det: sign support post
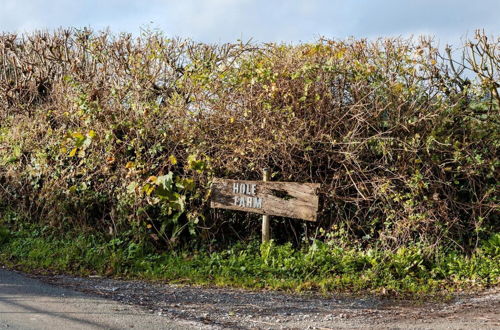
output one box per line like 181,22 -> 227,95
262,168 -> 270,243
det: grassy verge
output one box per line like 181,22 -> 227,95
0,224 -> 498,297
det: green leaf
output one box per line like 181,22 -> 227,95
157,172 -> 174,190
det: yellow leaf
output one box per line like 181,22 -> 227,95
87,130 -> 96,138
147,176 -> 158,183
229,117 -> 235,123
125,161 -> 135,169
169,155 -> 178,165
69,147 -> 77,157
72,132 -> 85,140
392,82 -> 404,94
143,184 -> 155,196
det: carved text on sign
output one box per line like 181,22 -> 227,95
232,182 -> 262,208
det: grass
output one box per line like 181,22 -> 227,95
0,223 -> 498,297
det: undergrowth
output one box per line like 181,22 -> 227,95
0,222 -> 498,296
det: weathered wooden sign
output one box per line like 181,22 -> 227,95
210,178 -> 320,221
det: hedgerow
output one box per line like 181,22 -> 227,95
0,29 -> 498,251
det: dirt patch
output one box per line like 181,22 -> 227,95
30,273 -> 500,329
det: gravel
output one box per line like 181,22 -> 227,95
27,272 -> 500,329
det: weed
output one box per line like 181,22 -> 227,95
0,226 -> 497,295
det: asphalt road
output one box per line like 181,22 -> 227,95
0,269 -> 205,330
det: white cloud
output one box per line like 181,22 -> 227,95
0,0 -> 498,45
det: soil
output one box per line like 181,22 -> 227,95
28,272 -> 500,329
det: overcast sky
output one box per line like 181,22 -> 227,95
1,0 -> 498,46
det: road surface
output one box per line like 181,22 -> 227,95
0,269 -> 207,329
1,267 -> 499,329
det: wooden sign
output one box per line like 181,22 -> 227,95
210,178 -> 320,221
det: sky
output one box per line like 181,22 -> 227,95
1,0 -> 499,46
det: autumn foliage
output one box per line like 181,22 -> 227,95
0,29 -> 498,250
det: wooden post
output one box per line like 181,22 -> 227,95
262,168 -> 270,243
